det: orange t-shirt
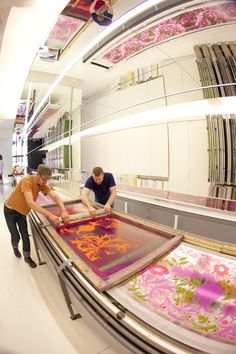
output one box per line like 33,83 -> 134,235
6,175 -> 50,215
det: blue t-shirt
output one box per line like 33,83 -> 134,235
85,172 -> 116,205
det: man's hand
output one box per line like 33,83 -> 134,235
88,207 -> 97,218
104,204 -> 112,214
60,210 -> 70,225
48,213 -> 61,227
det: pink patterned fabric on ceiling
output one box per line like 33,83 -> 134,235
46,15 -> 86,50
102,2 -> 236,64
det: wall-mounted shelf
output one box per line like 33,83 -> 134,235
27,103 -> 62,139
137,174 -> 169,181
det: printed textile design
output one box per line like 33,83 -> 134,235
57,215 -> 167,278
46,15 -> 85,49
122,244 -> 236,344
103,2 -> 236,64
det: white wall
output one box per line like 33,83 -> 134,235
81,116 -> 208,196
167,119 -> 208,195
0,132 -> 13,182
71,103 -> 81,180
81,123 -> 169,177
80,56 -> 209,196
82,76 -> 166,128
160,57 -> 203,105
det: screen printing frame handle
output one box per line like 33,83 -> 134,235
60,208 -> 106,224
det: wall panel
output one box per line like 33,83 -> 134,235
149,123 -> 168,177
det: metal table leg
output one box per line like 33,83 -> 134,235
30,229 -> 46,265
57,273 -> 81,320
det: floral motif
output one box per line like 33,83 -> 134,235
214,264 -> 229,276
149,264 -> 169,275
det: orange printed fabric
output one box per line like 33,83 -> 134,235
58,215 -> 167,279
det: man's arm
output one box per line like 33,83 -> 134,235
81,187 -> 96,217
104,185 -> 116,213
104,0 -> 113,14
89,0 -> 98,13
71,0 -> 81,7
24,191 -> 62,226
47,190 -> 69,224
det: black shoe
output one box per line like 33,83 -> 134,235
13,248 -> 21,258
24,257 -> 37,268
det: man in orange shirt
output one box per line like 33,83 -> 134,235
4,164 -> 69,268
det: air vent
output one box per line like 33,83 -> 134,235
91,61 -> 110,69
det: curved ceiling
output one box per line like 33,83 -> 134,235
0,0 -> 146,134
0,0 -> 235,135
0,0 -> 69,133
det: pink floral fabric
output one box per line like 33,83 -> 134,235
46,15 -> 85,49
121,243 -> 236,344
102,2 -> 236,64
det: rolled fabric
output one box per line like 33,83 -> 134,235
64,208 -> 106,224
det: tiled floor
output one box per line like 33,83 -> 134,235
0,183 -> 132,354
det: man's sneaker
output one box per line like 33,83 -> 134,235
13,248 -> 21,258
24,257 -> 37,268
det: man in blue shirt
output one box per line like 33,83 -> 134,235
81,166 -> 116,217
89,0 -> 113,26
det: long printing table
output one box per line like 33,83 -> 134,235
29,197 -> 236,354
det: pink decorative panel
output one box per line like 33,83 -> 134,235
46,15 -> 86,50
102,3 -> 236,64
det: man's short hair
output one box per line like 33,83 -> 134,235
92,166 -> 104,176
37,164 -> 52,179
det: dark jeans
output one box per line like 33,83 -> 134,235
4,204 -> 30,258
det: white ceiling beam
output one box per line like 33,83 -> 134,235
0,0 -> 69,121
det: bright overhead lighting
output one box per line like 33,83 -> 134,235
41,96 -> 236,150
79,96 -> 236,138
